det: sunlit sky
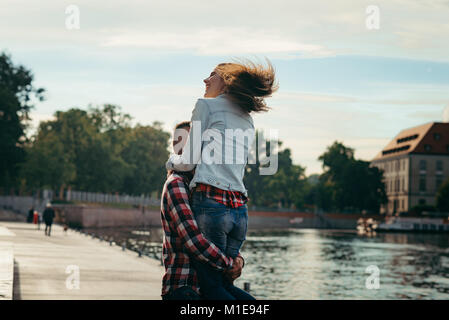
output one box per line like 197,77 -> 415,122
1,0 -> 449,175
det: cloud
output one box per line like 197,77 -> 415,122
100,28 -> 334,58
2,0 -> 449,61
443,104 -> 449,122
275,90 -> 357,103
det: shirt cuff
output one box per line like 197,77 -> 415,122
228,257 -> 234,269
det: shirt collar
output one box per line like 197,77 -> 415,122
173,170 -> 194,184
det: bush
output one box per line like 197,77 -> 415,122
409,204 -> 437,215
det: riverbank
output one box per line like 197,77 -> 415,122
0,195 -> 380,230
0,215 -> 164,299
55,204 -> 377,230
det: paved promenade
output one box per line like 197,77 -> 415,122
0,220 -> 164,300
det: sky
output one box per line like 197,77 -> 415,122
1,0 -> 449,176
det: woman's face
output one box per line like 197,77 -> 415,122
203,69 -> 225,98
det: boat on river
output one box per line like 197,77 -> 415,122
376,212 -> 449,233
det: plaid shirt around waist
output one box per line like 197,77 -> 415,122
194,183 -> 248,208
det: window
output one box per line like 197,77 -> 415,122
397,134 -> 418,144
382,145 -> 411,155
436,160 -> 443,172
434,133 -> 441,141
436,178 -> 443,190
402,178 -> 405,191
419,199 -> 426,205
419,160 -> 427,171
401,199 -> 404,209
424,144 -> 432,152
419,175 -> 426,192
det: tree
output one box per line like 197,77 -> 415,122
120,123 -> 170,196
20,130 -> 75,191
436,178 -> 449,212
316,141 -> 387,213
244,135 -> 308,209
0,52 -> 45,189
21,106 -> 170,196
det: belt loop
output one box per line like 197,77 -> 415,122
195,188 -> 203,202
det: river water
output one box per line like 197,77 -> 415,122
85,227 -> 449,299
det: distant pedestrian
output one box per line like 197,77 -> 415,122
27,207 -> 34,223
43,203 -> 55,236
33,210 -> 40,230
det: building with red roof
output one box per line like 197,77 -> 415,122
370,122 -> 449,215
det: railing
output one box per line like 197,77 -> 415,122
67,190 -> 160,207
0,196 -> 45,215
0,189 -> 160,215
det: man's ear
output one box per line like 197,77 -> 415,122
173,127 -> 189,155
173,139 -> 183,155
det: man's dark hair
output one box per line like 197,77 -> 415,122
174,121 -> 191,130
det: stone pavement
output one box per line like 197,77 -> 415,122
0,221 -> 164,300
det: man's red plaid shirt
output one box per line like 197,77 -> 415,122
160,172 -> 243,297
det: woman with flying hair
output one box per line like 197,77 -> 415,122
166,58 -> 278,300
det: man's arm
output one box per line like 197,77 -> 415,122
165,177 -> 233,271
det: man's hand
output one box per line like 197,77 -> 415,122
224,256 -> 244,283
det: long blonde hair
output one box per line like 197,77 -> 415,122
214,58 -> 278,113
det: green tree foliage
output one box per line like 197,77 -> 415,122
304,176 -> 334,212
21,129 -> 75,191
244,135 -> 308,209
315,141 -> 387,213
245,139 -> 386,213
0,52 -> 45,188
120,123 -> 170,195
20,105 -> 169,196
436,178 -> 449,212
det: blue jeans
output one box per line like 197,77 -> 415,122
191,191 -> 255,300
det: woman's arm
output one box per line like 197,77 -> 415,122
166,99 -> 210,172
